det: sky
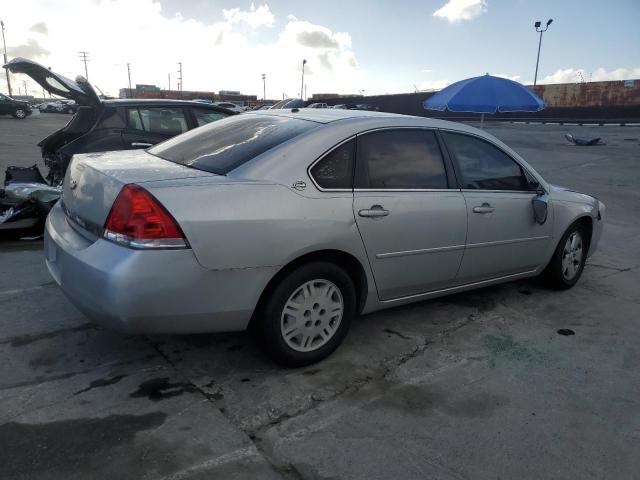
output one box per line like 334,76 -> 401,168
1,0 -> 639,99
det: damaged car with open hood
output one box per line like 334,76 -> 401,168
1,58 -> 235,235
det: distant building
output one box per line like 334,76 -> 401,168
119,85 -> 258,106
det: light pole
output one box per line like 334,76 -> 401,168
78,51 -> 90,79
300,59 -> 306,100
261,73 -> 266,101
126,63 -> 132,98
1,20 -> 12,96
533,18 -> 553,86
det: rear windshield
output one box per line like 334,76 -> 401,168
148,114 -> 317,174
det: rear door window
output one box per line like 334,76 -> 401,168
355,129 -> 448,189
149,114 -> 318,174
127,107 -> 188,136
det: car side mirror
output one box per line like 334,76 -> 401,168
532,194 -> 549,225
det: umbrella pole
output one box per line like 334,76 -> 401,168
480,113 -> 484,129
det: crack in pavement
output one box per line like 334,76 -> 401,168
142,310 -> 482,480
144,335 -> 304,479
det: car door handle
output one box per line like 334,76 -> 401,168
131,142 -> 153,148
473,203 -> 495,214
358,205 -> 389,218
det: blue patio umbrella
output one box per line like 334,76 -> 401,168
423,74 -> 545,128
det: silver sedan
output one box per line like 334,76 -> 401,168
44,109 -> 604,366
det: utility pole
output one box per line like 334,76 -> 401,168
304,84 -> 307,101
300,59 -> 307,100
168,73 -> 171,91
1,20 -> 12,96
78,51 -> 90,79
177,62 -> 183,95
126,63 -> 132,98
533,19 -> 553,86
23,79 -> 27,97
261,73 -> 266,101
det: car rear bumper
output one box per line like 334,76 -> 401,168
44,201 -> 278,334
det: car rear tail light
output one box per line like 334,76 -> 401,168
103,184 -> 188,249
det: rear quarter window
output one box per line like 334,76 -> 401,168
148,114 -> 318,174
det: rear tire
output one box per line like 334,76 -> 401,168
13,108 -> 27,119
258,262 -> 356,367
542,223 -> 588,290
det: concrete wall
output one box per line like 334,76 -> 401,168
530,80 -> 640,108
317,79 -> 640,121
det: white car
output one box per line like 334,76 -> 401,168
44,109 -> 604,366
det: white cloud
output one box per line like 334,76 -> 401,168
433,0 -> 487,23
222,3 -> 274,28
540,67 -> 640,84
494,73 -> 521,82
0,1 -> 361,98
417,79 -> 451,91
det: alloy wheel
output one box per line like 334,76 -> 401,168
561,231 -> 583,280
280,279 -> 344,352
15,109 -> 26,119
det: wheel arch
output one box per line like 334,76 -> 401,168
544,214 -> 594,271
573,215 -> 593,246
249,249 -> 370,329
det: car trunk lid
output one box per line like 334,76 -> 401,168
3,57 -> 101,108
62,150 -> 217,234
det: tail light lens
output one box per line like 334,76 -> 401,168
103,184 -> 188,249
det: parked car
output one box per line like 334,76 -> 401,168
308,102 -> 329,109
356,104 -> 378,111
270,98 -> 305,109
39,99 -> 77,114
44,109 -> 604,366
212,101 -> 245,113
0,92 -> 32,119
333,104 -> 362,110
3,57 -> 236,185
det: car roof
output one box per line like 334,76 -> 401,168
246,107 -> 461,127
103,99 -> 226,108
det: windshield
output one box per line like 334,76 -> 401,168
148,114 -> 318,174
271,99 -> 305,109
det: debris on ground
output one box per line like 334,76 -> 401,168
0,165 -> 61,237
564,133 -> 605,146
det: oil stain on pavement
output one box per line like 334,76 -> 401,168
482,334 -> 546,366
0,412 -> 167,479
129,377 -> 197,401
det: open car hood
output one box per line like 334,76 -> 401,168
3,57 -> 101,108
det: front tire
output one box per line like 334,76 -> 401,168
543,223 -> 588,290
258,262 -> 356,367
13,108 -> 27,119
